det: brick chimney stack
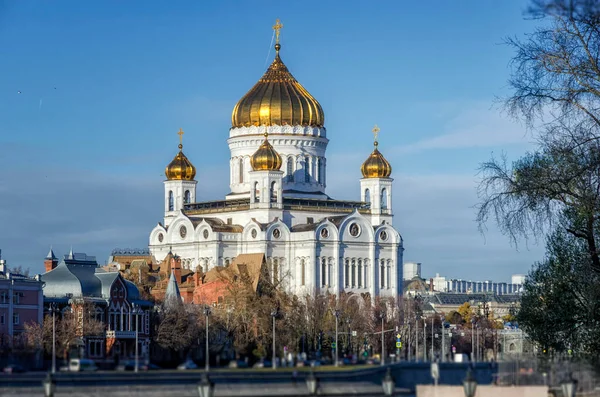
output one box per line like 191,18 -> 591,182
430,278 -> 434,292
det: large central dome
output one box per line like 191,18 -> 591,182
231,43 -> 325,128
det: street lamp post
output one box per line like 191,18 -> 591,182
440,315 -> 445,363
423,318 -> 427,362
381,313 -> 385,367
334,310 -> 339,367
49,303 -> 58,374
204,306 -> 211,372
415,317 -> 419,362
133,303 -> 139,373
476,324 -> 479,362
471,319 -> 475,362
431,317 -> 434,362
271,309 -> 277,370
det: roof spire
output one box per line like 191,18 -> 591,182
273,18 -> 283,52
164,270 -> 182,308
372,124 -> 380,147
46,246 -> 57,260
68,246 -> 74,260
177,128 -> 184,150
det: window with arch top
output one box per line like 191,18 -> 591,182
304,156 -> 310,183
168,191 -> 174,211
381,188 -> 388,209
365,188 -> 371,204
287,156 -> 294,182
253,181 -> 259,202
270,181 -> 277,202
184,190 -> 191,204
239,158 -> 244,184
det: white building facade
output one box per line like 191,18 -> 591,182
149,29 -> 404,299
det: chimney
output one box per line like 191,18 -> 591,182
430,278 -> 434,292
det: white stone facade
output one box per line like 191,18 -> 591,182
227,125 -> 328,199
150,103 -> 403,299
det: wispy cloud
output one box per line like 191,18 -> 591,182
391,101 -> 533,155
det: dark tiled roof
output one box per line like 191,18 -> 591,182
111,248 -> 150,256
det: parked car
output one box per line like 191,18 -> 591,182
228,360 -> 249,369
116,361 -> 162,371
177,360 -> 198,370
69,358 -> 98,372
3,364 -> 26,374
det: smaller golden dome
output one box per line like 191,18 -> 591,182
361,143 -> 392,178
165,129 -> 196,180
251,132 -> 282,171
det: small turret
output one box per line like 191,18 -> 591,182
44,247 -> 59,272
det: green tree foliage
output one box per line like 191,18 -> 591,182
518,228 -> 600,360
457,302 -> 474,325
477,0 -> 600,361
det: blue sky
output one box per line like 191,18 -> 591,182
0,0 -> 545,279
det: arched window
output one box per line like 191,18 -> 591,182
345,259 -> 350,288
287,157 -> 294,182
381,188 -> 388,209
253,181 -> 259,202
239,158 -> 244,184
184,190 -> 191,204
301,259 -> 306,286
304,157 -> 310,183
168,191 -> 174,211
270,181 -> 277,203
358,260 -> 362,288
365,189 -> 371,204
380,260 -> 385,288
321,258 -> 327,287
363,261 -> 368,288
318,158 -> 325,185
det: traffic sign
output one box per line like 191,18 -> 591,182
332,342 -> 337,348
396,333 -> 401,339
396,342 -> 402,348
363,351 -> 368,357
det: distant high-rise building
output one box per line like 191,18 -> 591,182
403,262 -> 421,280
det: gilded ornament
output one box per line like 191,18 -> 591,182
250,131 -> 283,171
165,128 -> 196,180
231,21 -> 324,128
361,125 -> 392,178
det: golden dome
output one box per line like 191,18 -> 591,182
165,129 -> 196,180
361,142 -> 392,178
231,43 -> 325,128
251,132 -> 282,171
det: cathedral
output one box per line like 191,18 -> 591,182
149,20 -> 404,298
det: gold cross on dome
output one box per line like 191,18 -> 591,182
372,124 -> 380,142
273,19 -> 283,44
177,128 -> 184,145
